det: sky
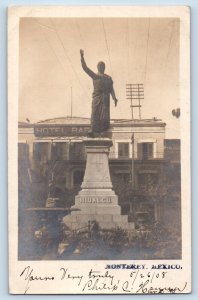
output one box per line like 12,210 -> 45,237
19,17 -> 180,138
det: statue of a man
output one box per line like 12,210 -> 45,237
80,49 -> 118,138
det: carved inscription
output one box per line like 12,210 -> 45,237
79,197 -> 112,204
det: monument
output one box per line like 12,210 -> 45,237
63,50 -> 134,231
80,49 -> 118,137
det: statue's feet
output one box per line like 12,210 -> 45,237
87,131 -> 95,138
87,131 -> 111,138
99,132 -> 105,138
99,131 -> 111,138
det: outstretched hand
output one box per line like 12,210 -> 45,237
80,49 -> 84,57
114,99 -> 118,107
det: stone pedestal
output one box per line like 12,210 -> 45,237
63,138 -> 134,231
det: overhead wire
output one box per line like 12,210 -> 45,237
126,18 -> 130,83
126,18 -> 144,120
126,18 -> 133,120
74,18 -> 92,97
163,20 -> 176,78
143,18 -> 150,83
34,18 -> 91,119
157,20 -> 176,97
34,18 -> 75,118
73,17 -> 95,117
35,22 -> 55,32
101,18 -> 114,77
133,20 -> 140,84
34,18 -> 72,87
74,18 -> 85,50
49,19 -> 90,99
158,20 -> 177,115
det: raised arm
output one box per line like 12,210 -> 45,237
80,49 -> 97,79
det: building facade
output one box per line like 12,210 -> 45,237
18,117 -> 180,228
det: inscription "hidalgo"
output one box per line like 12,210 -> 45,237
79,197 -> 112,204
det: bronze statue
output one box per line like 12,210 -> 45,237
80,49 -> 118,137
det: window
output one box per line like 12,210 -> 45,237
33,142 -> 49,163
73,170 -> 84,185
70,143 -> 85,160
138,173 -> 147,185
138,172 -> 158,185
138,142 -> 154,159
150,174 -> 158,185
51,143 -> 69,161
118,143 -> 129,158
123,173 -> 130,183
112,169 -> 131,186
114,172 -> 130,183
18,143 -> 29,161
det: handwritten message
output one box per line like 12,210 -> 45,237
20,264 -> 188,294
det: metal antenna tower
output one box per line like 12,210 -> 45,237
126,83 -> 144,120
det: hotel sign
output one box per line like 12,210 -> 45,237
34,125 -> 91,137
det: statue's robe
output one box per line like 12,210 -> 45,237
81,57 -> 113,133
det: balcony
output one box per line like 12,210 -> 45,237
109,151 -> 164,160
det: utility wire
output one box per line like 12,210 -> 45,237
163,20 -> 175,77
101,18 -> 114,77
34,19 -> 72,86
35,22 -> 55,32
144,18 -> 150,83
126,18 -> 130,83
133,20 -> 140,83
50,19 -> 90,98
75,18 -> 85,50
158,20 -> 177,114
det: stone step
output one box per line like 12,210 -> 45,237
64,213 -> 128,223
99,221 -> 135,230
71,205 -> 121,215
112,215 -> 128,222
64,220 -> 135,231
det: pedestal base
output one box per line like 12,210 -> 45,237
63,138 -> 134,231
63,213 -> 135,231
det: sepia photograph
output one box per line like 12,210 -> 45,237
18,15 -> 181,261
8,6 -> 190,294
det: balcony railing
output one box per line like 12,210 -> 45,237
108,152 -> 165,160
32,151 -> 166,163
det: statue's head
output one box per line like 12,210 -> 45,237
97,61 -> 105,74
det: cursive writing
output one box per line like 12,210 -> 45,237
136,279 -> 188,294
20,266 -> 55,294
19,265 -> 188,294
60,268 -> 83,285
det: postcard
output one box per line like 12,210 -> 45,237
8,5 -> 191,294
